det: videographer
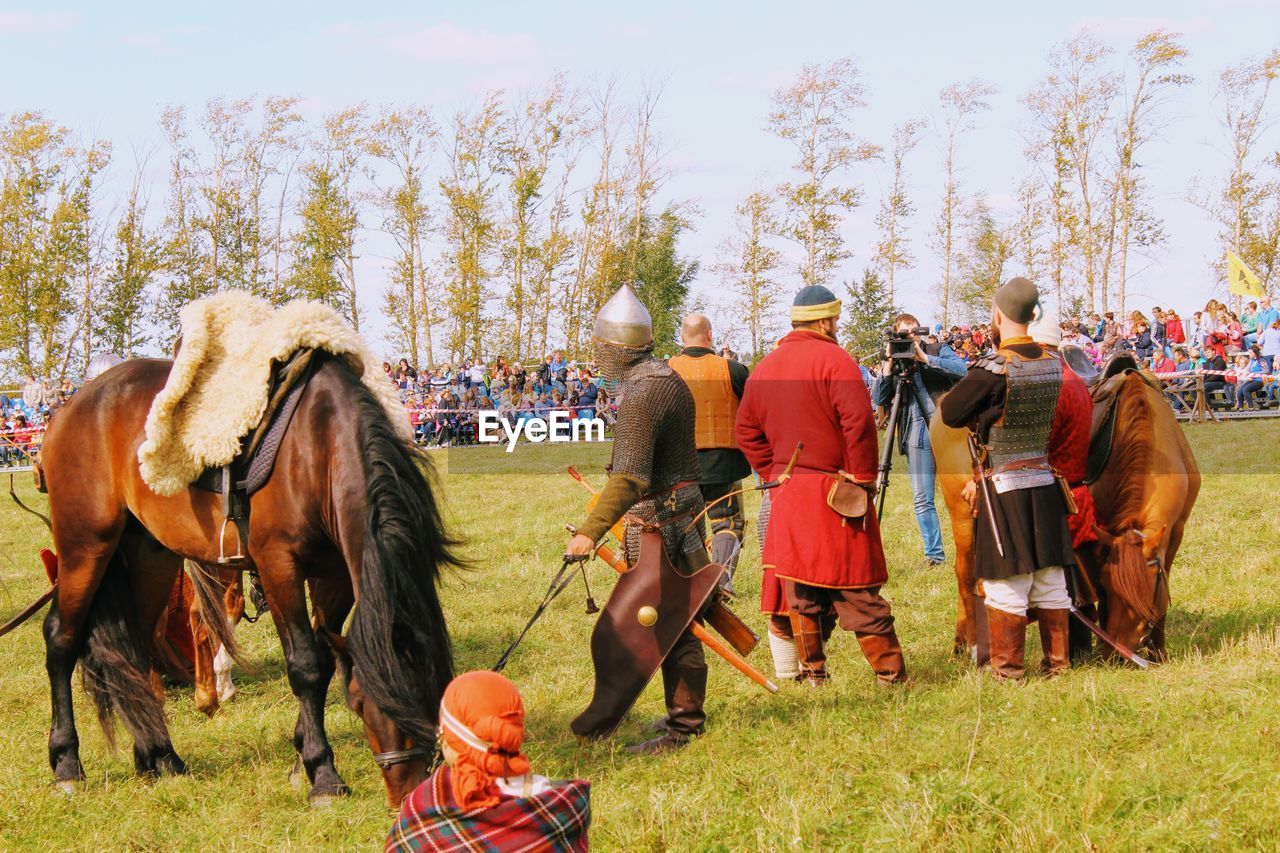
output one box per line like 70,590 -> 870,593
874,313 -> 966,568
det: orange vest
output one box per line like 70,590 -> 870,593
668,352 -> 738,450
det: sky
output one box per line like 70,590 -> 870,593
1,0 -> 1278,354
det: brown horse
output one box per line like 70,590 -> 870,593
39,353 -> 457,807
1082,370 -> 1199,661
932,367 -> 1198,664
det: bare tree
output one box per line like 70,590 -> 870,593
368,105 -> 437,367
767,57 -> 880,288
874,118 -> 925,308
498,75 -> 584,358
1103,30 -> 1191,313
712,190 -> 783,360
1025,32 -> 1119,312
1197,48 -> 1280,297
935,80 -> 995,325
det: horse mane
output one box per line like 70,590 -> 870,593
1103,374 -> 1156,527
344,363 -> 462,746
1098,375 -> 1166,623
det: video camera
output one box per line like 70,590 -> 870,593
883,326 -> 930,360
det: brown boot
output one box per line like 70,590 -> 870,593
1036,608 -> 1070,677
856,631 -> 908,686
985,606 -> 1027,681
789,613 -> 829,686
627,663 -> 706,755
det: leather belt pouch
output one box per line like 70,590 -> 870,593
826,471 -> 869,522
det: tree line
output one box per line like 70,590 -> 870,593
0,29 -> 1277,379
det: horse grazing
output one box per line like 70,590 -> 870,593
39,353 -> 457,807
932,362 -> 1198,664
1082,368 -> 1199,661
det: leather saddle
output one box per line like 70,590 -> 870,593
1084,355 -> 1161,485
192,348 -> 317,564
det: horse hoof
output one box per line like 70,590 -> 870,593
308,786 -> 350,809
217,685 -> 237,705
289,757 -> 305,790
157,752 -> 188,776
308,775 -> 351,807
308,793 -> 339,809
54,780 -> 79,796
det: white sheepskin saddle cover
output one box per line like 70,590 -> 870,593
138,290 -> 409,496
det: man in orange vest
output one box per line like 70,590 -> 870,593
669,314 -> 751,589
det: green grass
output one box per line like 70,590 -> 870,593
1,421 -> 1278,849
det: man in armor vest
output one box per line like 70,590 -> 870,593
566,284 -> 715,754
940,277 -> 1076,680
668,314 -> 751,589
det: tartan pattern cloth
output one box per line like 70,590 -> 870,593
386,767 -> 591,853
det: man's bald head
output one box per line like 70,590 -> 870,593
680,313 -> 713,349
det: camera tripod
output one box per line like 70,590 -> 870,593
874,361 -> 930,521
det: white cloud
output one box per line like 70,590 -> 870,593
0,9 -> 83,35
326,20 -> 538,65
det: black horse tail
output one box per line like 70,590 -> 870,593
347,380 -> 460,747
77,550 -> 169,751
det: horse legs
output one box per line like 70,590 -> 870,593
288,576 -> 356,790
256,554 -> 348,806
190,566 -> 243,715
217,571 -> 246,704
952,516 -> 977,658
43,530 -> 121,789
190,595 -> 219,716
44,599 -> 86,789
118,531 -> 187,776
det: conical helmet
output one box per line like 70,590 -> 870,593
592,284 -> 653,348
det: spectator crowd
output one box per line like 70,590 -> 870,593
384,350 -> 619,448
871,296 -> 1280,414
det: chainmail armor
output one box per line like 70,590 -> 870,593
593,338 -> 653,382
987,353 -> 1062,468
609,356 -> 705,566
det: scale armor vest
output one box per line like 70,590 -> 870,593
986,352 -> 1062,469
610,357 -> 706,567
667,352 -> 739,450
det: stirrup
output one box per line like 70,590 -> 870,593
216,517 -> 245,565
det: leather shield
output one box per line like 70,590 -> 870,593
571,529 -> 724,739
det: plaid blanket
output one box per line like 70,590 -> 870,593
386,767 -> 591,853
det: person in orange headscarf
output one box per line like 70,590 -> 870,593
386,671 -> 591,853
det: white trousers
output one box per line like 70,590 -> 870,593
984,566 -> 1071,617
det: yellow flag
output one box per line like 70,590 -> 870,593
1227,250 -> 1265,298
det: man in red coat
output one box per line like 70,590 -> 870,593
736,285 -> 907,687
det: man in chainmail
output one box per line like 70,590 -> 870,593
566,283 -> 711,754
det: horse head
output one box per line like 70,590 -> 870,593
324,629 -> 434,808
1092,524 -> 1170,661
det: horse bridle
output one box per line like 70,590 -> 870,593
372,745 -> 435,770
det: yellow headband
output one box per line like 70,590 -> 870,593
790,300 -> 842,322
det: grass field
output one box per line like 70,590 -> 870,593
1,420 -> 1279,849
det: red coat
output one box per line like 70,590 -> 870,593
1049,361 -> 1096,547
736,329 -> 887,595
